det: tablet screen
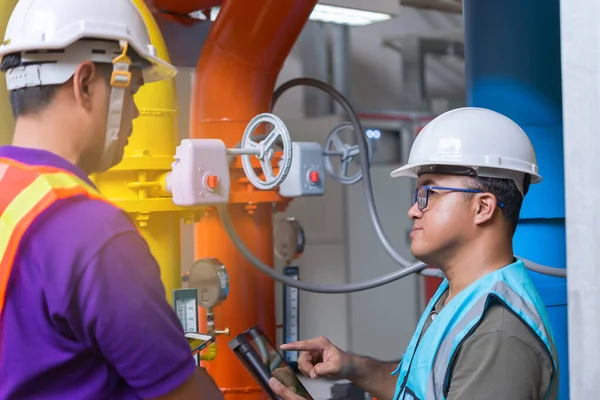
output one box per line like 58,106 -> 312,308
241,326 -> 312,399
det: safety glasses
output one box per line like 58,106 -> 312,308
411,185 -> 505,211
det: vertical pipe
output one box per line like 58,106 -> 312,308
330,24 -> 350,115
463,1 -> 568,398
299,22 -> 331,117
190,1 -> 317,399
561,0 -> 600,397
92,0 -> 183,305
127,0 -> 181,302
0,0 -> 17,145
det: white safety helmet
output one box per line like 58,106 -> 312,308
390,107 -> 541,196
0,0 -> 177,171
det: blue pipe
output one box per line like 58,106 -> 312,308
463,0 -> 568,398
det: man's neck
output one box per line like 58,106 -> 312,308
11,117 -> 87,172
441,242 -> 514,305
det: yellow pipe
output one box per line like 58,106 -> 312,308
91,0 -> 197,306
0,0 -> 17,145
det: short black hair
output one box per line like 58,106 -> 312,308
0,40 -> 150,117
468,174 -> 531,235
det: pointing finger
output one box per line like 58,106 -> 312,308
281,337 -> 328,351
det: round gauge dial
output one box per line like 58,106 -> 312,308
188,258 -> 229,308
274,218 -> 305,262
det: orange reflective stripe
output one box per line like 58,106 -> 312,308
0,164 -> 8,182
0,157 -> 79,175
0,160 -> 112,314
0,165 -> 39,214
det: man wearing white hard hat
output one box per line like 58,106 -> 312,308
0,0 -> 223,399
270,107 -> 559,400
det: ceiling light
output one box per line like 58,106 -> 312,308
309,4 -> 392,26
203,4 -> 393,27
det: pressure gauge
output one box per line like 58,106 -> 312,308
274,217 -> 305,262
188,258 -> 229,308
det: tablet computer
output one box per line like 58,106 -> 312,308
229,325 -> 313,400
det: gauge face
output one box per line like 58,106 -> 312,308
177,296 -> 198,332
173,288 -> 199,333
274,218 -> 305,262
188,258 -> 229,308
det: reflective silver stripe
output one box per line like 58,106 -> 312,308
426,281 -> 552,400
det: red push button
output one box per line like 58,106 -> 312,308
206,175 -> 219,189
308,170 -> 319,184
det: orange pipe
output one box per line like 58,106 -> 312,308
190,0 -> 317,399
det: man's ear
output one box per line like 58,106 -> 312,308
72,61 -> 99,111
473,192 -> 497,225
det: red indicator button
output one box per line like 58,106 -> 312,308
206,175 -> 219,189
309,170 -> 319,184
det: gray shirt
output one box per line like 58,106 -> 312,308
419,290 -> 558,400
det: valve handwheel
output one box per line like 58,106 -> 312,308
239,113 -> 293,190
323,122 -> 373,185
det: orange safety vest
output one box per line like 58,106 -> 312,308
0,157 -> 112,314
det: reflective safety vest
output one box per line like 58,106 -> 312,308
392,259 -> 558,400
0,157 -> 111,315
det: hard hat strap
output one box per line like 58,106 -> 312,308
98,41 -> 131,172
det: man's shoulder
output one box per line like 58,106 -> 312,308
470,300 -> 553,369
21,194 -> 140,270
30,195 -> 137,243
446,300 -> 558,399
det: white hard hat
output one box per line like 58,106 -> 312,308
391,107 -> 541,195
0,0 -> 178,171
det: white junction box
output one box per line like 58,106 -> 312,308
279,142 -> 326,198
166,139 -> 231,206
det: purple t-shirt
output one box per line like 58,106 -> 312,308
0,146 -> 197,399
